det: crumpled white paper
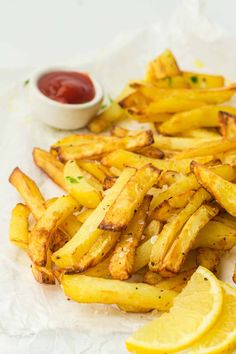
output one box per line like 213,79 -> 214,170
0,0 -> 236,353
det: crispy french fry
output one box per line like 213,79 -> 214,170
51,134 -> 117,148
64,160 -> 102,208
31,250 -> 55,285
162,203 -> 219,273
133,238 -> 153,273
99,164 -> 160,232
154,269 -> 195,292
219,111 -> 236,138
157,170 -> 183,187
196,247 -> 222,273
29,195 -> 79,266
102,149 -> 214,174
77,160 -> 113,183
193,220 -> 236,250
109,195 -> 151,280
175,138 -> 236,160
52,167 -> 136,270
143,270 -> 163,285
9,167 -> 45,219
179,128 -> 221,139
168,190 -> 195,209
133,82 -> 236,105
103,176 -> 117,190
110,125 -> 138,138
135,146 -> 164,159
191,161 -> 236,217
153,135 -> 219,151
143,219 -> 162,241
146,50 -> 181,80
54,130 -> 154,162
9,203 -> 30,249
149,188 -> 211,272
62,274 -> 177,311
146,75 -> 189,89
182,72 -> 224,88
151,163 -> 236,209
146,97 -> 206,114
75,231 -> 119,272
149,200 -> 179,223
33,148 -> 66,190
117,304 -> 152,313
159,105 -> 236,135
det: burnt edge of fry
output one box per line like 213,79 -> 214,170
8,166 -> 21,184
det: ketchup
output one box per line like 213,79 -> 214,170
38,71 -> 95,104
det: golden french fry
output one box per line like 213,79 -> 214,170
52,167 -> 136,270
157,170 -> 183,188
182,72 -> 224,88
151,164 -> 236,209
75,231 -> 119,272
193,220 -> 236,250
64,160 -> 102,208
51,134 -> 117,148
9,167 -> 45,219
103,176 -> 117,190
146,97 -> 205,114
54,130 -> 154,162
149,200 -> 179,223
159,105 -> 236,135
149,188 -> 211,272
76,209 -> 93,223
133,238 -> 153,273
135,146 -> 164,159
180,128 -> 221,139
143,219 -> 162,241
99,164 -> 160,232
219,111 -> 236,139
154,269 -> 195,292
196,248 -> 222,273
82,256 -> 111,279
146,50 -> 181,80
62,274 -> 177,311
77,160 -> 113,183
175,138 -> 236,160
102,149 -> 214,174
143,270 -> 163,285
31,250 -> 55,285
153,135 -> 219,151
168,190 -> 195,209
29,195 -> 79,266
9,203 -> 30,250
117,304 -> 152,313
191,161 -> 236,217
33,148 -> 66,190
162,203 -> 219,273
109,195 -> 151,280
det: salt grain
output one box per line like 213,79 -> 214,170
150,235 -> 158,244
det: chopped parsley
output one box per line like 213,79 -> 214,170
65,175 -> 83,184
23,79 -> 30,87
100,102 -> 108,110
108,95 -> 114,104
190,76 -> 198,84
167,77 -> 172,87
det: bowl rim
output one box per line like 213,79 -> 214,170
30,66 -> 103,110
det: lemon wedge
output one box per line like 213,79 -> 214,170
188,282 -> 236,354
126,266 -> 223,353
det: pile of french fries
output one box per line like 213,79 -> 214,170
9,49 -> 236,314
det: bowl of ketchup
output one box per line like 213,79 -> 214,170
29,67 -> 103,130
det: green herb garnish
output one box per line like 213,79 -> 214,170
100,103 -> 108,110
23,79 -> 30,87
190,76 -> 198,84
66,176 -> 83,184
108,95 -> 114,104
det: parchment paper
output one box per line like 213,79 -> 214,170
0,0 -> 235,353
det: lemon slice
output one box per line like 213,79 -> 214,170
188,282 -> 236,354
126,266 -> 223,353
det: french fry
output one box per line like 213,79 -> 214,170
29,195 -> 79,266
146,75 -> 189,89
193,220 -> 236,250
143,270 -> 163,285
54,130 -> 154,162
162,203 -> 219,273
9,167 -> 45,219
191,161 -> 236,217
151,163 -> 236,209
219,111 -> 236,139
179,128 -> 221,139
33,148 -> 66,190
82,256 -> 111,279
149,188 -> 211,272
9,203 -> 30,250
117,304 -> 152,313
61,274 -> 177,311
157,170 -> 183,187
146,97 -> 206,114
149,201 -> 179,223
159,105 -> 236,135
51,134 -> 117,148
99,164 -> 160,231
103,176 -> 117,190
175,138 -> 236,160
52,167 -> 136,270
31,250 -> 55,285
153,135 -> 219,151
133,238 -> 153,272
102,149 -> 214,174
143,219 -> 162,241
133,82 -> 236,105
182,72 -> 224,88
135,146 -> 164,159
196,248 -> 222,273
77,160 -> 113,183
154,269 -> 195,292
75,231 -> 119,272
109,195 -> 151,280
168,190 -> 195,209
64,160 -> 102,208
146,50 -> 181,80
233,264 -> 236,284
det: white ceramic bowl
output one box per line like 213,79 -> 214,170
29,67 -> 103,130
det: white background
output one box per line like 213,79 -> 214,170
0,0 -> 236,69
